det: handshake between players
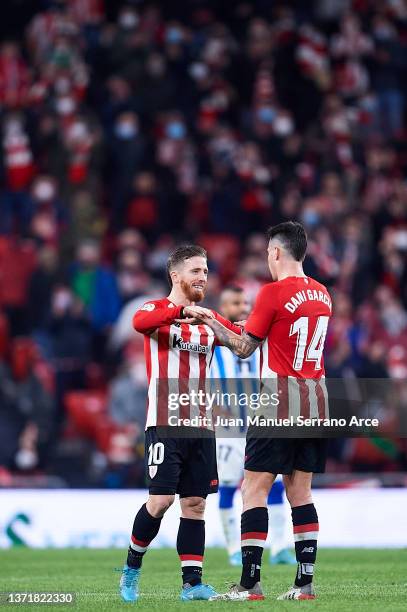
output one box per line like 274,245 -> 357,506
119,221 -> 331,603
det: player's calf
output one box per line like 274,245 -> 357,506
177,517 -> 205,587
177,514 -> 220,601
126,502 -> 166,570
119,500 -> 169,602
240,507 -> 268,590
292,503 -> 319,589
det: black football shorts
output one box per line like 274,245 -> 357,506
145,426 -> 219,497
245,427 -> 327,474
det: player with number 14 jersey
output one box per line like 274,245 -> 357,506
245,276 -> 331,380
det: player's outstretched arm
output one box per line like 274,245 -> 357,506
183,306 -> 260,357
207,318 -> 261,358
133,301 -> 183,335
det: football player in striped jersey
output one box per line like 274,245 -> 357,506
119,245 -> 241,603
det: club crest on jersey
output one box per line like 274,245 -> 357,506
141,302 -> 155,312
172,334 -> 210,354
149,465 -> 158,478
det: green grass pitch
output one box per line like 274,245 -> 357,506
0,548 -> 406,611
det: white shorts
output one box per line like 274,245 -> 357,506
216,437 -> 246,487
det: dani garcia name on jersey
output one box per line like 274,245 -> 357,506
284,288 -> 332,314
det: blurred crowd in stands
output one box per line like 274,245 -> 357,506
0,0 -> 407,486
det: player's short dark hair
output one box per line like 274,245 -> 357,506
220,284 -> 243,298
222,284 -> 243,293
267,221 -> 307,261
166,244 -> 207,287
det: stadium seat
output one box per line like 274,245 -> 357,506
348,438 -> 400,470
93,421 -> 137,459
85,362 -> 108,392
34,360 -> 55,394
0,237 -> 10,258
64,391 -> 108,438
64,391 -> 137,460
93,418 -> 116,453
10,337 -> 38,380
0,311 -> 10,358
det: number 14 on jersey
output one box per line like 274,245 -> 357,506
289,316 -> 329,371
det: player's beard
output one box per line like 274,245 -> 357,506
228,309 -> 249,323
230,313 -> 249,323
180,280 -> 206,303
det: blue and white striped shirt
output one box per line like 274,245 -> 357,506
211,346 -> 259,430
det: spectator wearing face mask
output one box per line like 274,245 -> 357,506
0,0 -> 406,483
366,286 -> 407,378
69,240 -> 121,358
154,113 -> 193,231
47,285 -> 93,422
108,352 -> 146,429
26,175 -> 67,248
62,116 -> 102,188
108,111 -> 145,228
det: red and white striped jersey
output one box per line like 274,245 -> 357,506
245,276 -> 332,421
133,297 -> 240,428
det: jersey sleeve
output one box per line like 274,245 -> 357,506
211,311 -> 243,346
244,283 -> 279,340
133,301 -> 183,335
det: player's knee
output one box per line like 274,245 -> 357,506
241,476 -> 269,509
285,485 -> 312,508
180,496 -> 206,519
147,494 -> 174,517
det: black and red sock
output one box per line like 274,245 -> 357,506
292,503 -> 319,587
240,507 -> 268,589
126,503 -> 162,569
177,518 -> 205,587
